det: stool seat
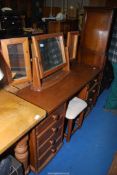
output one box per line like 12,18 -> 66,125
65,97 -> 87,142
66,97 -> 87,119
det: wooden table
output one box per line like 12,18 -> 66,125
0,90 -> 46,174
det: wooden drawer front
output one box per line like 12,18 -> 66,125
37,117 -> 64,147
88,75 -> 99,90
37,122 -> 58,146
51,104 -> 65,117
87,84 -> 99,104
38,126 -> 63,156
36,104 -> 65,135
38,136 -> 56,156
36,115 -> 57,135
37,137 -> 62,168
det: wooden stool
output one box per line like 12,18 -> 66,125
65,97 -> 87,142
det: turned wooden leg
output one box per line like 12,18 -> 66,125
66,119 -> 73,142
14,135 -> 29,174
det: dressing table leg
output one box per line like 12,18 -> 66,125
14,135 -> 29,174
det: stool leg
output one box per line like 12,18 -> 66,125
66,119 -> 73,142
77,112 -> 84,128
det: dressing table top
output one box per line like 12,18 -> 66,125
0,90 -> 46,154
17,63 -> 100,114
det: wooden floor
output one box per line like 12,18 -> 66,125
108,152 -> 117,175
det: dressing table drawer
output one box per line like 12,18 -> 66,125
37,136 -> 62,171
29,104 -> 65,173
36,104 -> 65,135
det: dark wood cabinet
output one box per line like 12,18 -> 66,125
48,20 -> 78,37
106,0 -> 117,7
77,7 -> 113,91
78,7 -> 113,70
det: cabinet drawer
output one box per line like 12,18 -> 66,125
37,137 -> 62,168
51,104 -> 65,116
36,115 -> 57,135
37,122 -> 57,146
88,84 -> 98,99
38,126 -> 63,156
38,136 -> 56,156
37,118 -> 64,147
36,104 -> 65,135
88,75 -> 99,90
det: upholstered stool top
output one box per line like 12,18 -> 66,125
65,97 -> 87,119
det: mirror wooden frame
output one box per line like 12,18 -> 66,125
1,37 -> 32,86
31,33 -> 70,91
67,31 -> 79,60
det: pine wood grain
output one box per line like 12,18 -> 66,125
0,90 -> 46,154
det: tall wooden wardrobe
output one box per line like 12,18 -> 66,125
78,7 -> 113,91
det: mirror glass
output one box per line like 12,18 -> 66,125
7,43 -> 26,79
39,37 -> 65,72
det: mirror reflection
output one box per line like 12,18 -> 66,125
39,37 -> 64,72
7,44 -> 26,79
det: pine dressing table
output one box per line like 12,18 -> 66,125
0,89 -> 46,174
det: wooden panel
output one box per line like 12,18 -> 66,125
106,0 -> 117,7
48,20 -> 78,38
89,0 -> 106,6
43,7 -> 61,17
78,7 -> 113,70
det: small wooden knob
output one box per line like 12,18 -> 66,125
51,148 -> 56,153
92,89 -> 96,93
52,115 -> 59,120
89,98 -> 93,102
50,139 -> 55,145
51,127 -> 58,133
94,79 -> 98,83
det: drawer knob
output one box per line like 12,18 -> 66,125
52,115 -> 59,120
94,79 -> 98,83
89,98 -> 93,102
50,139 -> 56,145
51,148 -> 56,153
52,127 -> 58,133
92,89 -> 96,93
